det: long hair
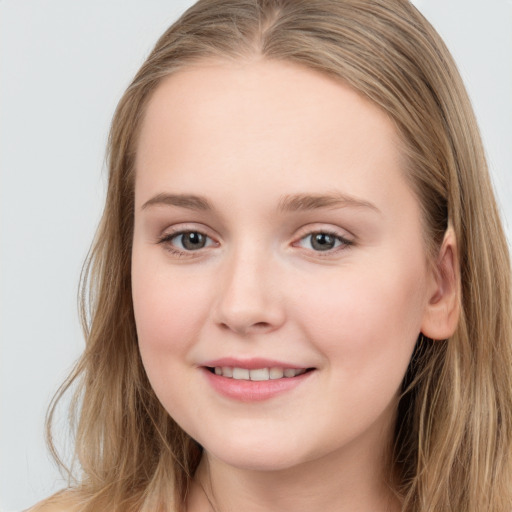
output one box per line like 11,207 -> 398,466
43,1 -> 512,511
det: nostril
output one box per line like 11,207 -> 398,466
253,321 -> 271,329
218,320 -> 273,335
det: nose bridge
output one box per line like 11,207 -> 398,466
214,239 -> 284,335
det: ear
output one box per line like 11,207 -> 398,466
421,227 -> 460,340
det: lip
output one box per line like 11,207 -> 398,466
200,358 -> 315,402
202,357 -> 309,370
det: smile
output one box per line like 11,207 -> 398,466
202,363 -> 315,401
209,366 -> 309,380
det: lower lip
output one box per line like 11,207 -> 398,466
202,368 -> 313,402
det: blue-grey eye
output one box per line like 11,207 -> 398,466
310,233 -> 337,251
174,232 -> 210,250
298,232 -> 348,251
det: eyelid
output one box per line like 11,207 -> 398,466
291,224 -> 354,253
155,222 -> 354,257
157,222 -> 216,238
156,223 -> 219,255
293,223 -> 354,241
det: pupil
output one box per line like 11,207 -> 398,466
312,233 -> 335,251
182,232 -> 205,250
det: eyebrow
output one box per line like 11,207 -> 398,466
141,193 -> 212,211
278,193 -> 380,213
141,191 -> 380,214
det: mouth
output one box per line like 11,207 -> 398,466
202,362 -> 316,401
205,366 -> 315,381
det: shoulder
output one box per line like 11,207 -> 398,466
26,504 -> 69,512
26,492 -> 82,512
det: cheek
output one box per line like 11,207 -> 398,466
131,254 -> 209,368
131,261 -> 216,422
292,257 -> 427,373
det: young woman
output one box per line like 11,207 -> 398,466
33,0 -> 512,511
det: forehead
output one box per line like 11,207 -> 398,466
134,59 -> 410,217
137,59 -> 400,156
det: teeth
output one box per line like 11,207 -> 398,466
212,366 -> 307,380
269,367 -> 284,379
250,368 -> 269,381
222,366 -> 233,377
232,367 -> 250,380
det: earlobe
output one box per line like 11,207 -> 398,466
421,227 -> 461,341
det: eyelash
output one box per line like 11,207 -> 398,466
157,230 -> 217,257
294,230 -> 353,254
156,228 -> 353,257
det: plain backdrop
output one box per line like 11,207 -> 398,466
1,1 -> 511,510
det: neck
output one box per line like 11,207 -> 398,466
187,415 -> 401,512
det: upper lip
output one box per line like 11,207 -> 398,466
201,357 -> 311,370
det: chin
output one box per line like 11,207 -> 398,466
200,432 -> 314,472
211,450 -> 306,472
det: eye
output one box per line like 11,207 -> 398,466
160,230 -> 216,252
297,231 -> 352,252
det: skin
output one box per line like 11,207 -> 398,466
131,59 -> 458,512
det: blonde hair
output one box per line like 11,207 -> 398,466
44,1 -> 512,511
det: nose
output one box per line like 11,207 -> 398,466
213,247 -> 286,336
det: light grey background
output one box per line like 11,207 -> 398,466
1,1 -> 511,510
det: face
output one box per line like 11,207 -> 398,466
132,59 -> 435,472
